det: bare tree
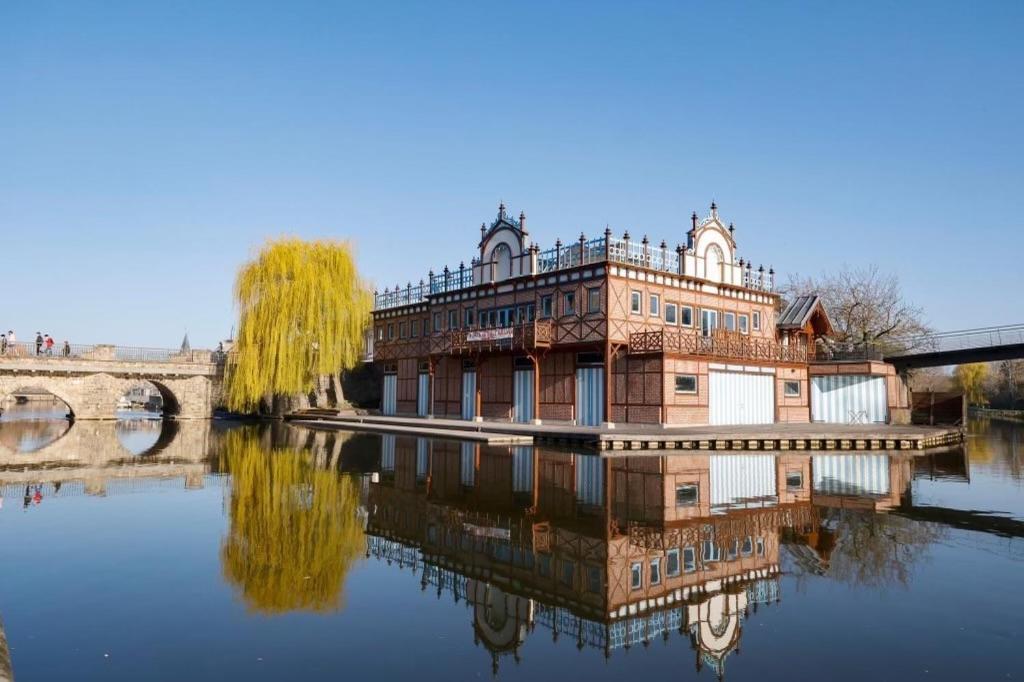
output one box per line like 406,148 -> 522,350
782,265 -> 931,352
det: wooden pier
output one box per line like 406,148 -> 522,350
286,411 -> 963,452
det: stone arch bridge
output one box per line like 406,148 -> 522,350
0,344 -> 224,420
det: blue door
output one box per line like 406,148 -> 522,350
575,367 -> 604,426
461,371 -> 477,420
513,369 -> 534,423
417,373 -> 430,417
382,374 -> 397,416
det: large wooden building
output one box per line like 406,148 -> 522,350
371,202 -> 909,426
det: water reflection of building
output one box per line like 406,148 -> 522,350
373,440 -> 924,675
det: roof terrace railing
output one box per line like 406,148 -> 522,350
374,233 -> 775,310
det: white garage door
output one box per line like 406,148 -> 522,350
811,375 -> 887,424
709,371 -> 775,425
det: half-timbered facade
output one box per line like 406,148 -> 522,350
372,202 -> 819,426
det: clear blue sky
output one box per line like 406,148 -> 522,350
2,1 -> 1022,348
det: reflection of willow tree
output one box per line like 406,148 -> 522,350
0,615 -> 12,682
220,429 -> 365,614
823,510 -> 945,588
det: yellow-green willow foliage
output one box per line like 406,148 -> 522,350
220,429 -> 366,614
227,237 -> 372,411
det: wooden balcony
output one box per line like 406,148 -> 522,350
434,320 -> 553,355
628,329 -> 809,363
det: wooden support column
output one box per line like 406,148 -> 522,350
474,356 -> 483,422
531,353 -> 542,425
428,356 -> 436,419
604,340 -> 614,428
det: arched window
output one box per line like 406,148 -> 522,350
492,243 -> 512,280
704,244 -> 724,282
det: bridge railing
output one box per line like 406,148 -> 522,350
895,324 -> 1024,355
0,341 -> 225,364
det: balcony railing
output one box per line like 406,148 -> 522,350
443,320 -> 553,355
374,233 -> 776,310
629,329 -> 808,363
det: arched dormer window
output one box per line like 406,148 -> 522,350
492,243 -> 512,280
705,244 -> 724,282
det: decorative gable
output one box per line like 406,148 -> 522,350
475,203 -> 532,284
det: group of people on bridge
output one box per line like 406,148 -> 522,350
0,330 -> 71,358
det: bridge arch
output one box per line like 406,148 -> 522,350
146,380 -> 182,418
117,378 -> 183,418
0,379 -> 78,419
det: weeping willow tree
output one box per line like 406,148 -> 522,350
227,237 -> 372,413
220,428 -> 366,613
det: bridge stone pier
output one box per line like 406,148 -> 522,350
0,349 -> 223,420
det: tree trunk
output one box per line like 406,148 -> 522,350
332,372 -> 351,412
313,374 -> 329,407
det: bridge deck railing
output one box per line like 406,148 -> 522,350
0,341 -> 225,364
896,324 -> 1024,355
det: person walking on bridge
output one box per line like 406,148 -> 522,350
0,333 -> 6,356
7,330 -> 16,357
62,339 -> 70,357
35,332 -> 43,356
44,334 -> 54,356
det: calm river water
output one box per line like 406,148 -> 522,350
0,407 -> 1021,681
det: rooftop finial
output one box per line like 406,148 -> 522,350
498,201 -> 506,220
710,200 -> 718,218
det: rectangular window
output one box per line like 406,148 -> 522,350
665,303 -> 678,325
376,326 -> 384,341
675,374 -> 697,394
649,558 -> 661,586
739,314 -> 749,334
387,323 -> 395,340
683,547 -> 697,573
649,294 -> 660,317
587,287 -> 601,314
703,540 -> 721,563
526,303 -> 535,322
630,562 -> 643,590
560,560 -> 575,587
411,320 -> 420,338
786,471 -> 803,489
587,565 -> 601,594
753,311 -> 761,331
784,380 -> 801,397
541,295 -> 553,318
741,537 -> 754,557
448,310 -> 458,329
464,307 -> 475,328
498,309 -> 509,327
538,553 -> 551,577
675,484 -> 699,506
563,292 -> 575,316
399,321 -> 408,338
681,306 -> 694,327
433,312 -> 442,333
701,309 -> 718,337
630,290 -> 642,314
756,538 -> 765,556
666,549 -> 681,577
724,312 -> 736,332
